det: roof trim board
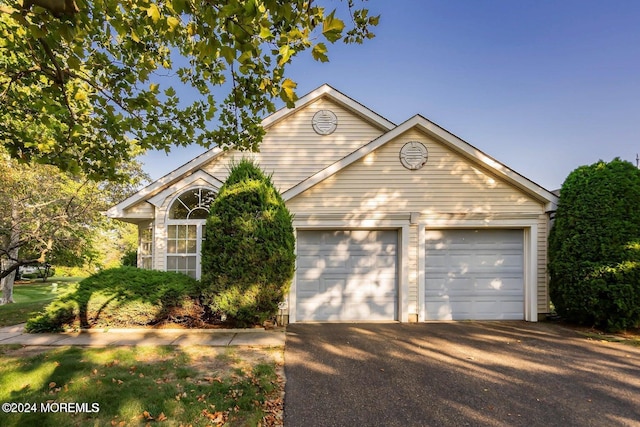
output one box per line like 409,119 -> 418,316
146,170 -> 224,207
262,84 -> 396,131
106,148 -> 223,218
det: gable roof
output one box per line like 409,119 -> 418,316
282,114 -> 559,211
107,84 -> 395,218
107,84 -> 558,218
263,84 -> 395,131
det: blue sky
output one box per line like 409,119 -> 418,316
139,0 -> 640,191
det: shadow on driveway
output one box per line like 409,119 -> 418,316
284,321 -> 640,427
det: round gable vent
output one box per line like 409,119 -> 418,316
400,141 -> 428,170
312,110 -> 338,135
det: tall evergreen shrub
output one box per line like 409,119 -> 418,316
549,158 -> 640,331
200,159 -> 295,326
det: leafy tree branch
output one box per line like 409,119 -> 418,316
1,0 -> 379,181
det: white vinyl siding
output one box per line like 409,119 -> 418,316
296,230 -> 398,321
537,215 -> 549,313
123,201 -> 154,218
286,129 -> 544,215
202,98 -> 385,192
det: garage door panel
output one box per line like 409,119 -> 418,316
426,277 -> 522,293
296,230 -> 398,322
474,276 -> 523,292
425,298 -> 523,321
475,254 -> 521,268
297,278 -> 322,293
425,229 -> 524,321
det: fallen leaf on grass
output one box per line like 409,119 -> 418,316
201,409 -> 226,425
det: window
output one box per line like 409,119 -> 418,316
166,188 -> 215,279
139,222 -> 153,270
169,188 -> 216,219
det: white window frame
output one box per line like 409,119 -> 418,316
165,187 -> 215,279
138,221 -> 154,270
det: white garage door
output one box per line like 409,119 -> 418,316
296,230 -> 398,321
425,229 -> 524,320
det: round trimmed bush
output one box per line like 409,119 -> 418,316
549,158 -> 640,331
200,159 -> 295,327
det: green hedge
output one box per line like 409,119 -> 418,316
549,158 -> 640,331
200,159 -> 295,327
26,267 -> 201,332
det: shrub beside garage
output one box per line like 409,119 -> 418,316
549,158 -> 640,331
200,159 -> 296,327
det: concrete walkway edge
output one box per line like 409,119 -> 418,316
0,324 -> 286,347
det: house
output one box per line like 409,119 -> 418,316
107,84 -> 558,323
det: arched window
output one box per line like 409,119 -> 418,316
166,187 -> 216,279
168,188 -> 216,219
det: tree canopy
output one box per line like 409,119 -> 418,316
0,0 -> 379,181
0,148 -> 147,303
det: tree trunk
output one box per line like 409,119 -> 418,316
0,259 -> 15,304
0,202 -> 21,304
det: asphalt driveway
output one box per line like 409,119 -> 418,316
284,322 -> 640,427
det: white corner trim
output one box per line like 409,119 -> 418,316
417,223 -> 426,322
525,224 -> 539,322
288,228 -> 299,323
399,225 -> 410,323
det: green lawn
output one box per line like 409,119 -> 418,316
0,345 -> 284,426
0,278 -> 80,327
